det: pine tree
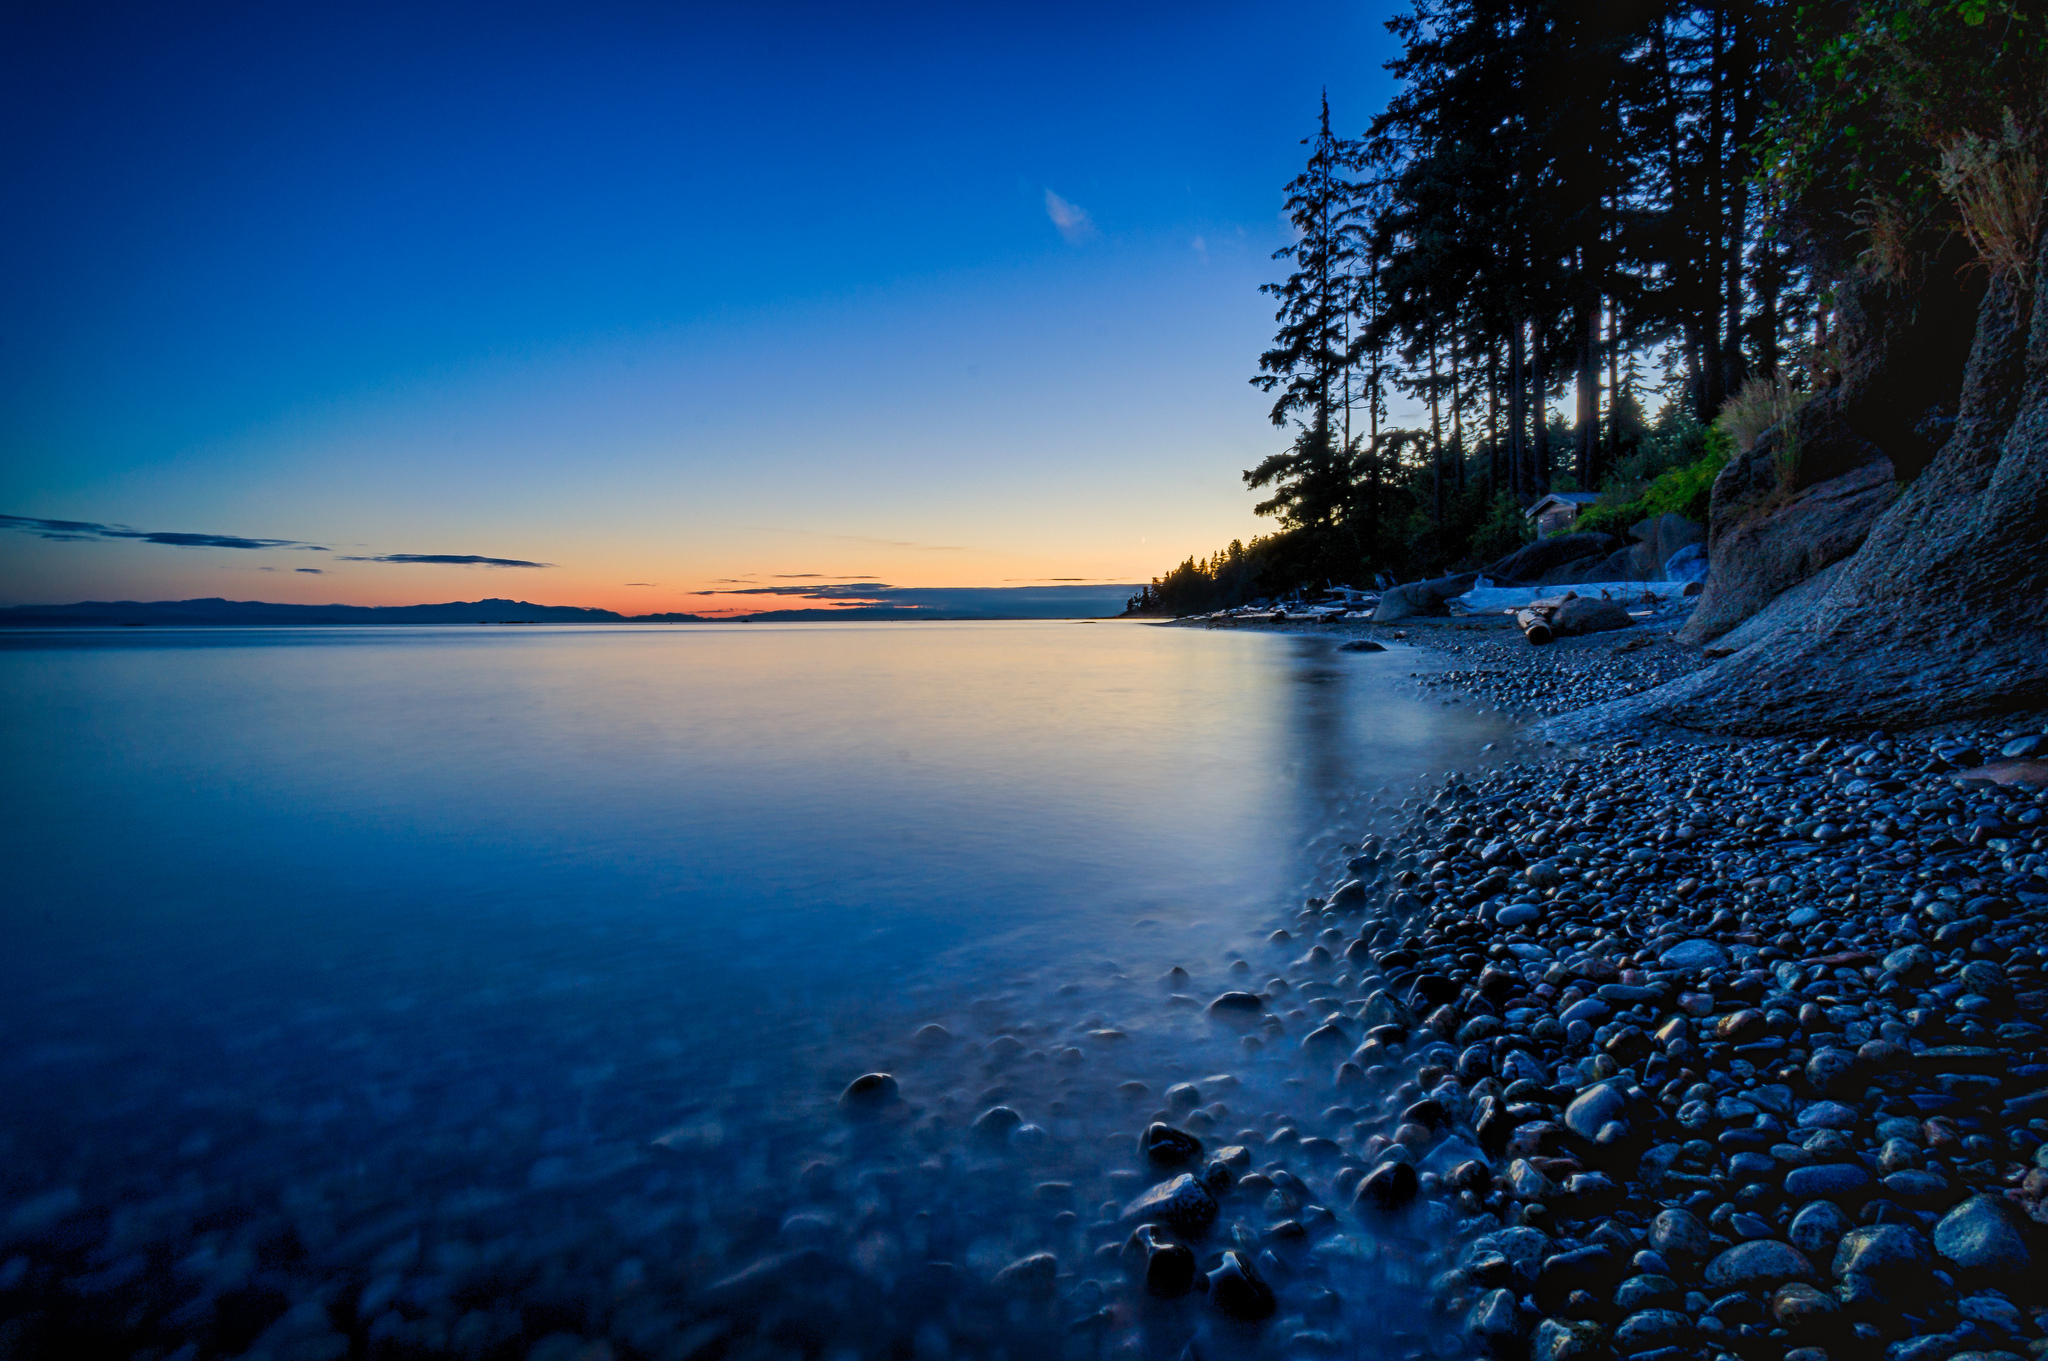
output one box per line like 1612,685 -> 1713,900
1246,95 -> 1372,534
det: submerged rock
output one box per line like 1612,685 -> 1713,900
971,1106 -> 1024,1142
837,1073 -> 900,1115
1120,1174 -> 1218,1238
1139,1122 -> 1203,1167
1206,1250 -> 1275,1321
1123,1224 -> 1196,1298
993,1252 -> 1057,1297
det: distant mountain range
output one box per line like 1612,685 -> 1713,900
0,588 -> 1138,626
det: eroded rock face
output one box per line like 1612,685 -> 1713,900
1676,444 -> 1897,645
1658,259 -> 2048,732
1673,256 -> 1982,648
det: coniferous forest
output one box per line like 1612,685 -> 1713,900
1130,0 -> 2044,618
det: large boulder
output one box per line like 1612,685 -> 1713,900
1628,512 -> 1706,579
1553,596 -> 1635,635
1675,424 -> 1897,643
1485,534 -> 1618,586
1664,542 -> 1709,583
1550,546 -> 1638,585
1655,249 -> 2048,732
1374,572 -> 1478,622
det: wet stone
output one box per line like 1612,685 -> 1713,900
1530,1318 -> 1606,1361
971,1105 -> 1024,1141
1934,1197 -> 2032,1281
1648,1208 -> 1713,1262
994,1252 -> 1058,1296
1123,1225 -> 1196,1298
1703,1239 -> 1817,1291
1613,1274 -> 1683,1313
1353,1160 -> 1418,1215
1120,1173 -> 1218,1238
1466,1287 -> 1521,1344
1796,1101 -> 1859,1131
1789,1201 -> 1853,1256
1614,1309 -> 1694,1351
1661,939 -> 1730,971
1139,1122 -> 1203,1167
1806,1048 -> 1859,1095
838,1072 -> 900,1115
1563,1081 -> 1629,1141
1830,1224 -> 1931,1286
1783,1163 -> 1873,1199
1771,1282 -> 1841,1327
1207,1249 -> 1275,1321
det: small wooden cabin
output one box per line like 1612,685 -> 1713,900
1526,491 -> 1601,535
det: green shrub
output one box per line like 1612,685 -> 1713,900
1570,428 -> 1735,541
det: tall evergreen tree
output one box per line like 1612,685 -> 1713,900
1247,95 -> 1371,534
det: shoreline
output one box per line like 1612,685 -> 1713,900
5,617 -> 2044,1361
1167,607 -> 2048,1358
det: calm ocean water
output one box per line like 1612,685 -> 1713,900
0,622 -> 1508,1361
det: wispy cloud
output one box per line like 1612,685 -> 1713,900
298,567 -> 326,574
1,513 -> 326,551
703,582 -> 895,599
335,553 -> 552,568
624,581 -> 658,586
1044,189 -> 1095,243
694,581 -> 1140,618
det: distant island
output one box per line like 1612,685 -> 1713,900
0,588 -> 1140,627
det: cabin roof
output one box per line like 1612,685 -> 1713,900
1525,491 -> 1601,518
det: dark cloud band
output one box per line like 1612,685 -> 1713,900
334,553 -> 552,568
1,513 -> 325,551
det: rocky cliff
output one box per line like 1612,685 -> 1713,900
1652,241 -> 2048,733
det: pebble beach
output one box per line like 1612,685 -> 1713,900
5,619 -> 2045,1361
1173,612 -> 2048,1361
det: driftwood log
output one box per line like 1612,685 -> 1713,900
1515,591 -> 1639,645
1515,591 -> 1582,646
1515,608 -> 1555,645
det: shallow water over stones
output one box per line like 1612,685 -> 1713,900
0,623 -> 1513,1360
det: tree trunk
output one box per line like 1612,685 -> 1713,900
1430,337 -> 1443,525
1703,6 -> 1728,417
1575,286 -> 1600,488
1509,317 -> 1528,498
1723,0 -> 1756,401
1606,300 -> 1620,465
1452,332 -> 1466,495
1488,343 -> 1501,503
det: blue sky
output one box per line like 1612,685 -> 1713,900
1,0 -> 1403,613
